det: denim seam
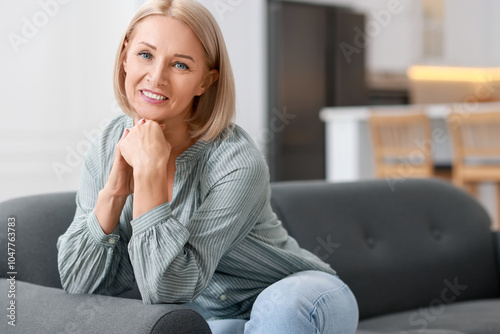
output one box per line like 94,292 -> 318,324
308,283 -> 349,332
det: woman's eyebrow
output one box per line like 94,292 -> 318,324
173,53 -> 195,63
138,42 -> 196,63
139,41 -> 157,50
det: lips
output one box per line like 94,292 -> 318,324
141,89 -> 168,101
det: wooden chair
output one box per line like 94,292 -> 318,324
447,110 -> 500,229
369,112 -> 434,179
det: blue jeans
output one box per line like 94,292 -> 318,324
207,270 -> 359,334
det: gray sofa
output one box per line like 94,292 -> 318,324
1,178 -> 499,333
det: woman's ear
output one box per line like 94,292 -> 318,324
197,69 -> 219,96
122,40 -> 129,73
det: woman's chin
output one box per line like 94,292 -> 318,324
134,110 -> 157,121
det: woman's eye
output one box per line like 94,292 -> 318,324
138,51 -> 152,60
175,62 -> 189,71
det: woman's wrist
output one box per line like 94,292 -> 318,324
132,166 -> 169,219
133,167 -> 168,196
132,162 -> 169,189
100,185 -> 130,203
96,189 -> 128,235
132,157 -> 168,176
98,188 -> 128,206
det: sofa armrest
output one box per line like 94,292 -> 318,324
0,280 -> 211,334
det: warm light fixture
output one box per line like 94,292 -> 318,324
407,65 -> 500,82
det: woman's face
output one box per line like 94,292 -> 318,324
123,15 -> 217,126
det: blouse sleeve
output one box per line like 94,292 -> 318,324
57,117 -> 135,296
57,163 -> 135,296
127,153 -> 269,304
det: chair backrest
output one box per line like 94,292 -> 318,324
447,111 -> 500,162
369,112 -> 433,178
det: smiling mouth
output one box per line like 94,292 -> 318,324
141,90 -> 168,101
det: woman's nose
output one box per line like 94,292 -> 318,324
148,61 -> 168,87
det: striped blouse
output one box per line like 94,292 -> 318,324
57,114 -> 335,320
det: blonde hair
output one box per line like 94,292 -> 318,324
113,0 -> 235,141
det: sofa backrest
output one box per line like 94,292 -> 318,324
269,178 -> 500,320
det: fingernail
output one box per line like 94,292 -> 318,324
122,128 -> 129,138
139,118 -> 146,124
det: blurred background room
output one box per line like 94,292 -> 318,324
1,0 -> 500,228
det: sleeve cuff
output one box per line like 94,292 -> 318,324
87,211 -> 120,248
131,201 -> 173,236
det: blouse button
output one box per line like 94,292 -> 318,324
220,294 -> 227,302
108,237 -> 117,244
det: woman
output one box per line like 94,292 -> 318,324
57,0 -> 359,333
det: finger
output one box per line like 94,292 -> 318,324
133,117 -> 147,126
145,119 -> 164,131
120,128 -> 130,140
117,129 -> 130,157
114,139 -> 124,162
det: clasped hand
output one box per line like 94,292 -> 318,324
104,118 -> 171,198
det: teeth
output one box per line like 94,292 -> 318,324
142,90 -> 167,100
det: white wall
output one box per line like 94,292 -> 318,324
362,0 -> 422,73
444,0 -> 500,67
0,0 -> 137,202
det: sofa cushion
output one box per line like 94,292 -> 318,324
356,299 -> 500,334
270,178 -> 500,320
